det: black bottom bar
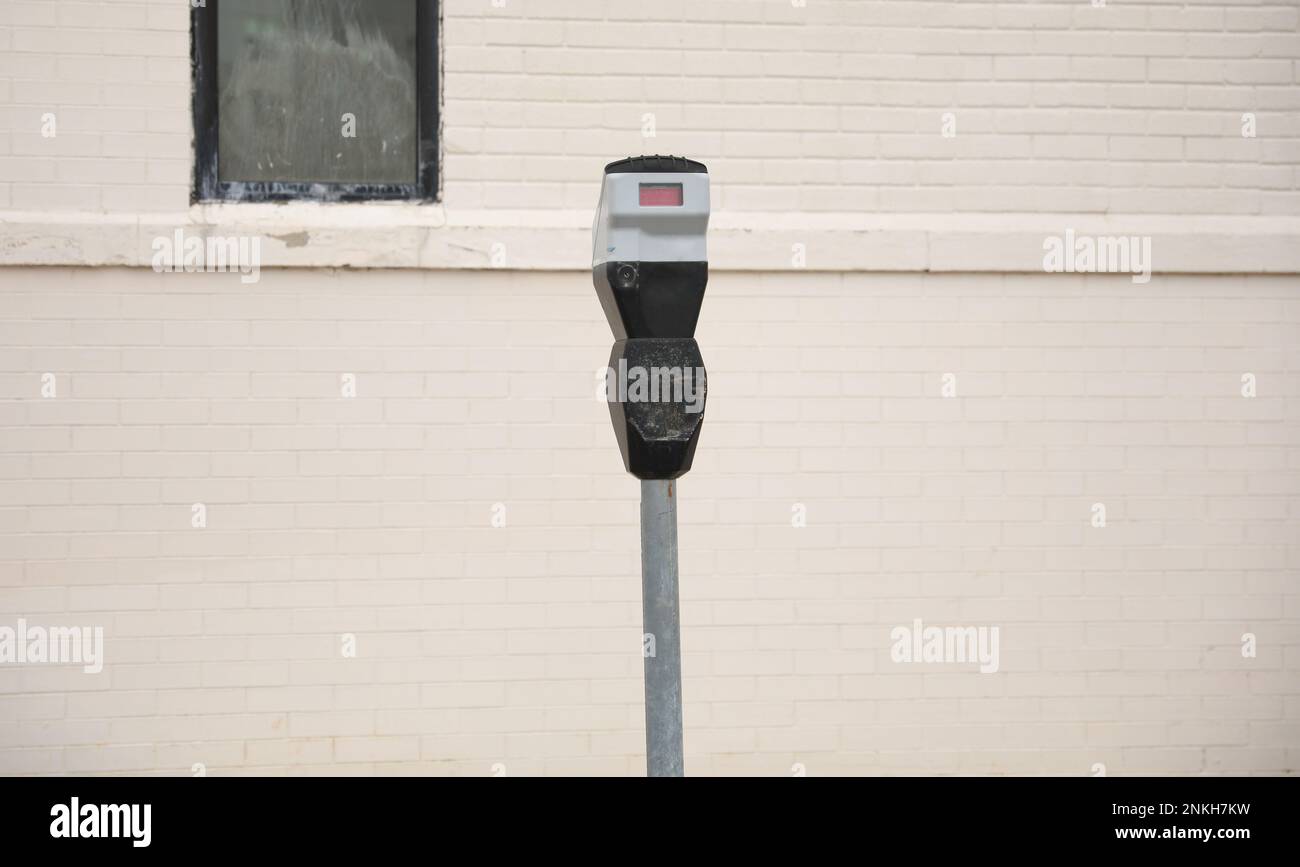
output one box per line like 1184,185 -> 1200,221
0,776 -> 1287,855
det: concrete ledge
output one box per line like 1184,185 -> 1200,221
2,207 -> 1298,274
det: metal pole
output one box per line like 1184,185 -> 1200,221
640,478 -> 684,777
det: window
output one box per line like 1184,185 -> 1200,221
192,0 -> 439,202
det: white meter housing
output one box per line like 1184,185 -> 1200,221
592,156 -> 710,267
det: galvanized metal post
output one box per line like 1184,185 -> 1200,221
640,478 -> 684,777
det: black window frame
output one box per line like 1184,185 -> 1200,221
191,0 -> 440,204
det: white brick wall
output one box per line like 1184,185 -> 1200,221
447,0 -> 1300,215
0,0 -> 1296,215
0,267 -> 1297,775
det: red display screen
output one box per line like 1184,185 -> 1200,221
639,183 -> 684,207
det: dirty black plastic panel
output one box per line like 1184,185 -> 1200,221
594,262 -> 708,340
604,155 -> 708,175
606,339 -> 707,481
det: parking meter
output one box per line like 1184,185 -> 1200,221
594,155 -> 710,480
593,155 -> 710,778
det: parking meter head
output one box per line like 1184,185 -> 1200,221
605,338 -> 707,481
593,156 -> 710,340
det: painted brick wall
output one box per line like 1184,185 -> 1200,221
0,0 -> 1297,214
0,268 -> 1297,775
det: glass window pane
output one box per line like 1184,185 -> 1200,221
217,0 -> 417,186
